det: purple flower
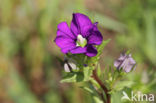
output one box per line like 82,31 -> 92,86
54,13 -> 103,57
114,53 -> 136,73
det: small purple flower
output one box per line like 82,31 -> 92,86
54,13 -> 103,57
114,53 -> 136,73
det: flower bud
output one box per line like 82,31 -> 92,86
114,53 -> 136,73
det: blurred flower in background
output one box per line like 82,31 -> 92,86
114,53 -> 136,72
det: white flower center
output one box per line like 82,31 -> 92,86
76,34 -> 87,47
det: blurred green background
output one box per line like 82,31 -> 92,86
0,0 -> 155,103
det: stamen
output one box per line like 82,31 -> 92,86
76,34 -> 87,47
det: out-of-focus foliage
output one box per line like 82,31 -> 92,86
0,0 -> 155,103
116,0 -> 156,67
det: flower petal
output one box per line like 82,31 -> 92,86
61,46 -> 75,53
81,25 -> 94,37
128,57 -> 136,64
70,13 -> 92,36
118,53 -> 127,61
57,22 -> 76,39
88,30 -> 103,45
54,36 -> 76,53
114,60 -> 122,68
123,64 -> 135,73
93,22 -> 98,31
114,53 -> 136,72
122,59 -> 136,73
70,47 -> 87,54
85,45 -> 97,57
70,18 -> 79,36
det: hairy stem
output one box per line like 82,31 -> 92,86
92,69 -> 111,103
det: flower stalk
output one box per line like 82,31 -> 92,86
92,69 -> 111,103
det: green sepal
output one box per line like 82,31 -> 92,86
83,66 -> 93,81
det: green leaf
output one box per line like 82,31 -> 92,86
80,84 -> 103,103
60,73 -> 77,83
90,78 -> 101,89
97,64 -> 101,77
97,39 -> 110,57
113,81 -> 134,91
60,72 -> 84,83
80,86 -> 94,94
83,66 -> 93,81
93,96 -> 103,103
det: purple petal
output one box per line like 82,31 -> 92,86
118,53 -> 127,60
93,22 -> 98,31
88,30 -> 103,45
61,46 -> 75,53
114,53 -> 136,73
70,13 -> 92,36
114,60 -> 122,68
85,45 -> 97,57
123,56 -> 136,72
114,54 -> 127,69
128,57 -> 136,64
81,25 -> 94,37
70,18 -> 79,36
57,22 -> 76,39
54,36 -> 76,53
123,64 -> 135,73
124,65 -> 133,73
70,47 -> 87,54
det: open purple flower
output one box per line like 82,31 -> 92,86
114,53 -> 136,73
54,13 -> 103,57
